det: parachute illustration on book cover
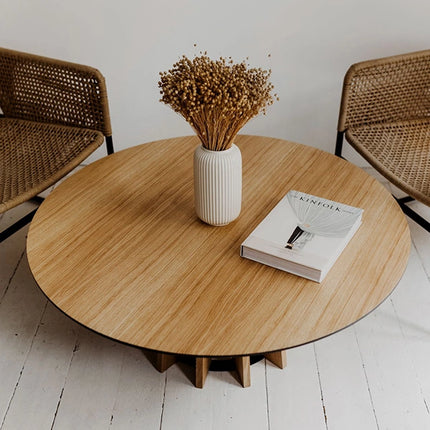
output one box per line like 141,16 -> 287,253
285,191 -> 363,250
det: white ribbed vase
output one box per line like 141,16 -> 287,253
194,144 -> 242,226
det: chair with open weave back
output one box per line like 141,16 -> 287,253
0,47 -> 114,242
335,49 -> 430,231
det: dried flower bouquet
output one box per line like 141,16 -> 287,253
158,54 -> 276,151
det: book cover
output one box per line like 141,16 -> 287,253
240,190 -> 363,282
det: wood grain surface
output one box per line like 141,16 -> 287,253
26,135 -> 411,357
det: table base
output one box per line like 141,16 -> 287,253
145,350 -> 287,388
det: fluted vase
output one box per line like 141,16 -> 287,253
193,144 -> 242,226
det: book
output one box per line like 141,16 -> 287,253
240,190 -> 363,282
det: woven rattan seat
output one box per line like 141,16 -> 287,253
0,118 -> 103,212
0,47 -> 113,240
336,49 -> 430,230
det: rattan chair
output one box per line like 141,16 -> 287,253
335,49 -> 430,231
0,47 -> 114,242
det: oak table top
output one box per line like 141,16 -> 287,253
27,135 -> 411,358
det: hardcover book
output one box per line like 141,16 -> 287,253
240,190 -> 363,282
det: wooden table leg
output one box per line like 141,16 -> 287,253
147,351 -> 286,388
195,357 -> 211,388
264,350 -> 287,369
235,356 -> 251,387
149,352 -> 176,373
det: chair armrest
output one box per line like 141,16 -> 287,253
338,49 -> 430,132
0,47 -> 112,136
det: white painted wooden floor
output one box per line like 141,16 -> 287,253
1,169 -> 430,430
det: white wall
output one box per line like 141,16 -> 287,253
1,0 -> 430,163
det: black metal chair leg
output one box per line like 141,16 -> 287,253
31,196 -> 45,205
106,136 -> 114,155
0,208 -> 38,242
397,196 -> 415,204
0,196 -> 45,243
395,198 -> 430,232
335,131 -> 345,158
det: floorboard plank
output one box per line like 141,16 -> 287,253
389,241 -> 430,423
161,360 -> 268,430
108,349 -> 165,430
314,326 -> 378,430
51,329 -> 127,430
0,205 -> 35,299
0,251 -> 47,425
354,254 -> 430,430
1,302 -> 77,430
266,343 -> 326,430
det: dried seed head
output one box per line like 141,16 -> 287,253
158,53 -> 276,150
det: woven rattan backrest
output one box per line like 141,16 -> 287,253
0,47 -> 112,136
338,49 -> 430,132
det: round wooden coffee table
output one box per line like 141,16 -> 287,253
27,135 -> 410,388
